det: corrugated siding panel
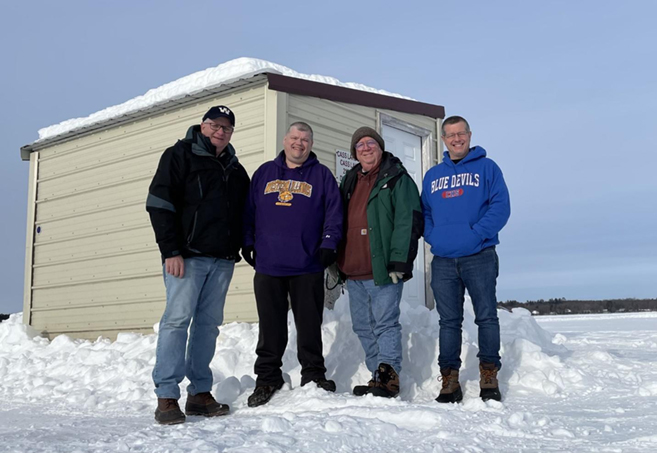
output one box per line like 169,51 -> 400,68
287,95 -> 374,171
29,83 -> 266,339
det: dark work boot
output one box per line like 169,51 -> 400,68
302,378 -> 336,392
479,363 -> 502,402
353,379 -> 376,396
185,392 -> 230,417
367,363 -> 400,398
247,383 -> 283,408
155,398 -> 185,425
436,368 -> 463,403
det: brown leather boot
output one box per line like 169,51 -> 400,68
479,363 -> 502,401
368,363 -> 400,398
436,368 -> 463,403
155,398 -> 185,425
185,392 -> 230,416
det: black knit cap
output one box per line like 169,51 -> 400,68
350,127 -> 385,159
202,105 -> 235,126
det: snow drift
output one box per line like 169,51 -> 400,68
0,294 -> 575,410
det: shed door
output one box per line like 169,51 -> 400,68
381,124 -> 425,308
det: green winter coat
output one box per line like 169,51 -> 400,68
339,152 -> 423,286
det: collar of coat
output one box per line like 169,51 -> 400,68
183,125 -> 239,168
345,151 -> 406,187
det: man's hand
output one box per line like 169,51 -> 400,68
165,256 -> 185,278
389,271 -> 404,284
319,248 -> 337,269
242,246 -> 256,268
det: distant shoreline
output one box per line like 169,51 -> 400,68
498,298 -> 657,316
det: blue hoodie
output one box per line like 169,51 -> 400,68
421,146 -> 510,258
243,151 -> 343,276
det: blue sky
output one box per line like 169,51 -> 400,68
1,1 -> 656,314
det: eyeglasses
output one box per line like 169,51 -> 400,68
355,140 -> 379,151
204,121 -> 234,134
443,131 -> 470,140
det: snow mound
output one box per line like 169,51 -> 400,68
0,293 -> 594,413
3,302 -> 656,452
36,57 -> 411,142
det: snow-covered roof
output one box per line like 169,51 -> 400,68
35,57 -> 411,143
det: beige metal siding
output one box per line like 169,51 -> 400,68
27,83 -> 267,340
23,152 -> 39,324
24,81 -> 438,341
286,94 -> 440,175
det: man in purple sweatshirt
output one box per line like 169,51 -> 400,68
243,122 -> 343,407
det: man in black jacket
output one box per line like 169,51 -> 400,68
146,106 -> 250,425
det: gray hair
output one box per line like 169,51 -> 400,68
287,121 -> 314,140
441,116 -> 470,136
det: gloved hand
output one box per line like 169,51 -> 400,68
389,271 -> 404,284
319,248 -> 337,269
241,246 -> 256,268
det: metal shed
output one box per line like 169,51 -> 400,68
21,60 -> 445,340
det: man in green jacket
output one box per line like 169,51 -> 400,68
337,127 -> 423,397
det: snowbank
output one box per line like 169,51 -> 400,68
0,294 -> 579,411
3,297 -> 657,452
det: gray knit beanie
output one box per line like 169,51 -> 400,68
350,127 -> 385,159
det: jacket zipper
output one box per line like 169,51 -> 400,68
187,211 -> 198,245
219,160 -> 231,231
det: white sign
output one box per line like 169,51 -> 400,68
335,149 -> 358,182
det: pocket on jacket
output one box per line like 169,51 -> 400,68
430,222 -> 482,257
256,232 -> 314,271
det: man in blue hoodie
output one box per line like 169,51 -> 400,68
243,122 -> 343,407
421,116 -> 510,403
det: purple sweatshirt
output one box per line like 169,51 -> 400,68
243,151 -> 343,276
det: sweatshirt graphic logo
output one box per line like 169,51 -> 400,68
442,188 -> 464,198
430,172 -> 480,194
264,179 -> 313,206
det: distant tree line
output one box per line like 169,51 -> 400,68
0,314 -> 9,323
498,298 -> 657,315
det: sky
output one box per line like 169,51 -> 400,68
1,0 -> 656,314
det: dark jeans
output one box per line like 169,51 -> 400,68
430,247 -> 501,370
253,272 -> 327,386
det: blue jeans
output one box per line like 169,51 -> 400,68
346,279 -> 403,375
430,247 -> 501,370
152,257 -> 235,399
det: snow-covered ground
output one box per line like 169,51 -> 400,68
2,296 -> 657,453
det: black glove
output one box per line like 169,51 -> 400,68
242,246 -> 256,268
319,248 -> 337,269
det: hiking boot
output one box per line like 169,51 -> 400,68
436,368 -> 463,403
479,363 -> 502,402
185,392 -> 230,417
302,378 -> 336,392
367,363 -> 400,398
353,379 -> 376,396
154,398 -> 185,425
247,383 -> 283,408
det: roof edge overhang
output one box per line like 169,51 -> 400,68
266,73 -> 445,121
20,74 -> 271,161
20,71 -> 446,161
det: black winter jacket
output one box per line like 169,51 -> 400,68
146,125 -> 250,260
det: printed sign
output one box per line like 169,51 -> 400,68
335,149 -> 358,182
